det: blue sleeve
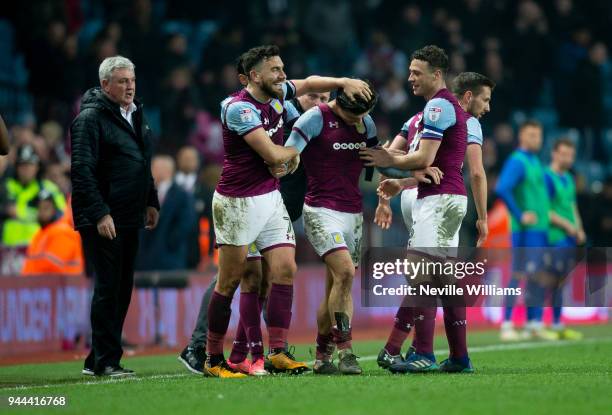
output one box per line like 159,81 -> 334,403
223,101 -> 262,135
495,157 -> 526,221
282,81 -> 297,100
283,100 -> 300,125
544,172 -> 556,199
220,96 -> 232,111
467,116 -> 483,146
376,167 -> 412,179
399,116 -> 414,138
285,107 -> 324,153
422,98 -> 456,140
364,115 -> 378,145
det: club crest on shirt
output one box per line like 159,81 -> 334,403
329,121 -> 339,129
428,107 -> 442,122
272,100 -> 283,114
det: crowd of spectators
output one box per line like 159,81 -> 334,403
1,0 -> 611,274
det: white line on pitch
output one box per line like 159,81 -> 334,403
2,337 -> 611,391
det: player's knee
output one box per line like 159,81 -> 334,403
216,275 -> 241,296
270,260 -> 297,285
240,264 -> 263,293
333,267 -> 355,291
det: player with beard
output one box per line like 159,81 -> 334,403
205,45 -> 371,378
179,58 -> 331,376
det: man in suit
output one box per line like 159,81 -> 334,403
136,155 -> 196,271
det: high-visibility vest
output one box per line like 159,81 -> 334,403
22,216 -> 83,276
483,200 -> 511,249
2,179 -> 66,246
198,216 -> 219,267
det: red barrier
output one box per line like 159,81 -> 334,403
0,266 -> 609,358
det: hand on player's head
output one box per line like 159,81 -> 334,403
337,80 -> 377,115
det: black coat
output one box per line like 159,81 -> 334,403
70,87 -> 160,229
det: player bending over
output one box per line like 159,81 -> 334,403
282,84 -> 378,374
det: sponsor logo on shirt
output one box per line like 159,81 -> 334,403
332,141 -> 367,150
266,117 -> 284,137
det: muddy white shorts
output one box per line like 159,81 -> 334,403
213,190 -> 295,253
409,194 -> 467,251
400,187 -> 418,233
302,204 -> 363,266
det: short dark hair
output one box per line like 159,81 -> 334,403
336,81 -> 378,115
451,72 -> 496,97
553,137 -> 575,150
411,45 -> 449,74
239,45 -> 280,74
235,55 -> 246,76
519,119 -> 543,132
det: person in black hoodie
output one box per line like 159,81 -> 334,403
70,55 -> 160,378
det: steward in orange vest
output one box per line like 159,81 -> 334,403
22,191 -> 83,275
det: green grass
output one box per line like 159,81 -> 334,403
1,325 -> 611,415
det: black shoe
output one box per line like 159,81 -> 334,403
377,348 -> 404,370
96,366 -> 135,378
178,346 -> 205,375
338,349 -> 362,375
83,350 -> 95,376
313,359 -> 339,375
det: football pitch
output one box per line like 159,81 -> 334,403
1,325 -> 611,415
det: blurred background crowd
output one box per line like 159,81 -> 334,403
0,0 -> 611,275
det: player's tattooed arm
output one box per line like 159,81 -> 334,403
291,76 -> 372,101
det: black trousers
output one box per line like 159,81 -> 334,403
189,276 -> 217,349
79,226 -> 139,371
